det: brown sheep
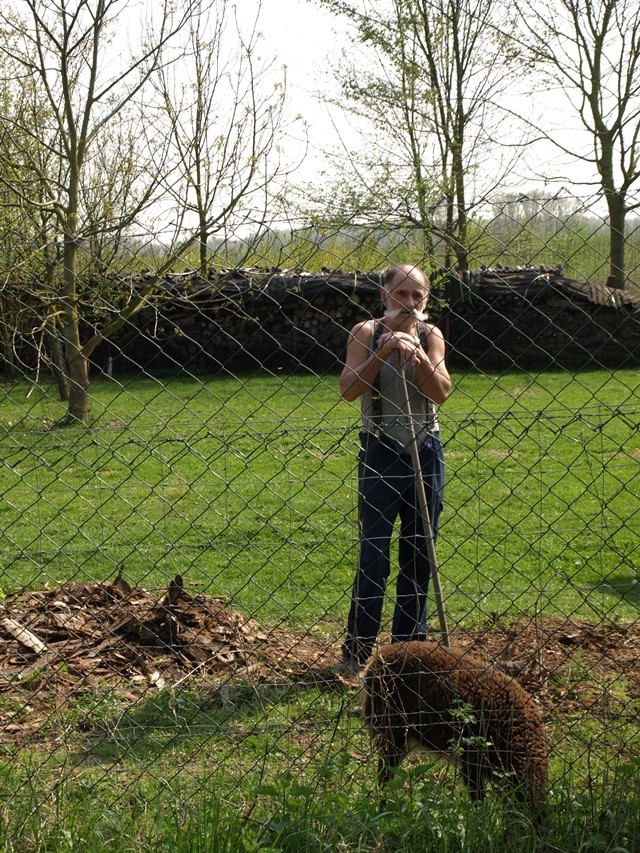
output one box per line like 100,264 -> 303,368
362,641 -> 548,814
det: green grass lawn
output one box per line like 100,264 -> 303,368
2,673 -> 639,852
1,367 -> 639,851
1,367 -> 638,632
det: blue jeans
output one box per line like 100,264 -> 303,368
342,431 -> 445,663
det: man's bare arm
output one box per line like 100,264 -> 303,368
413,325 -> 451,405
339,321 -> 382,402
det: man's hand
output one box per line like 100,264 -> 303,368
376,330 -> 423,366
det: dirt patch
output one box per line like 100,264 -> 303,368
457,618 -> 640,718
1,575 -> 639,746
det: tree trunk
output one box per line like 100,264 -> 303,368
199,213 -> 208,279
46,316 -> 69,401
60,208 -> 90,423
596,124 -> 626,289
0,295 -> 17,379
444,192 -> 455,270
44,254 -> 69,400
453,157 -> 469,271
65,353 -> 90,422
606,190 -> 626,289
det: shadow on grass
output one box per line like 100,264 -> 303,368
591,573 -> 640,606
66,666 -> 359,766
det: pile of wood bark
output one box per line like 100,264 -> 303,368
0,573 -> 336,743
443,264 -> 640,368
2,572 -> 639,748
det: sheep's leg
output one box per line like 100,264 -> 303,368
377,736 -> 406,787
461,751 -> 486,802
465,775 -> 486,802
515,776 -> 547,828
374,727 -> 407,810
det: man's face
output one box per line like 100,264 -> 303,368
382,271 -> 429,316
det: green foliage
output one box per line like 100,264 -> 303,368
1,735 -> 639,851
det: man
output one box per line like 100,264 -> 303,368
335,264 -> 451,675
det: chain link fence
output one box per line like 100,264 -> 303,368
1,190 -> 639,850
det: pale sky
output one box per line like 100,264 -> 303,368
234,0 -> 598,198
234,0 -> 354,183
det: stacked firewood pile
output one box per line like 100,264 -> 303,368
2,264 -> 639,376
110,269 -> 382,373
106,264 -> 640,374
443,264 -> 640,369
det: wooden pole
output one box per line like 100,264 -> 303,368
400,366 -> 450,646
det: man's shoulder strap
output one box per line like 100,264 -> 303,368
371,321 -> 384,421
370,320 -> 433,427
372,320 -> 384,348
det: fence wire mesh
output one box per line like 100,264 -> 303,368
1,189 -> 639,850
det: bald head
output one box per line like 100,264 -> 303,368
382,265 -> 430,295
380,264 -> 430,322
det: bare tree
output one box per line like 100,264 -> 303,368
0,0 -> 295,422
0,55 -> 66,385
316,0 -> 521,270
0,0 -> 199,422
156,0 -> 290,278
515,0 -> 640,288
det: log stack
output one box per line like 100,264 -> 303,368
443,264 -> 640,369
111,269 -> 383,373
80,264 -> 640,375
